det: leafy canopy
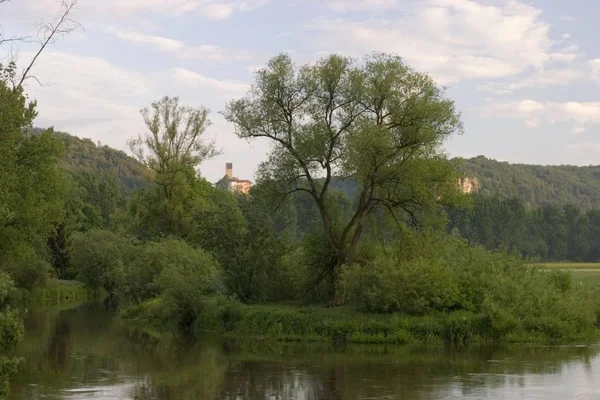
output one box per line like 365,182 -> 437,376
128,96 -> 218,200
224,52 -> 464,287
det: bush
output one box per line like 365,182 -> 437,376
70,230 -> 131,296
153,240 -> 223,330
341,231 -> 600,341
341,256 -> 460,315
118,239 -> 178,304
1,242 -> 52,290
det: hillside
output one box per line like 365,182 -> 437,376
55,130 -> 149,192
32,128 -> 600,209
457,156 -> 600,209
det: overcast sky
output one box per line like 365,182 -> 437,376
2,0 -> 599,182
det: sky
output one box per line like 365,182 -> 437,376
2,0 -> 600,182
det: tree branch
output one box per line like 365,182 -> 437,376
15,0 -> 82,90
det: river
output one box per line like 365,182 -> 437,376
7,303 -> 600,399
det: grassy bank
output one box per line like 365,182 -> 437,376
29,280 -> 94,306
122,298 -> 600,346
537,263 -> 600,289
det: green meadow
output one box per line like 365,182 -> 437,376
537,263 -> 600,289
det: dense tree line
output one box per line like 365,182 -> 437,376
447,195 -> 600,262
459,156 -> 600,209
3,46 -> 600,394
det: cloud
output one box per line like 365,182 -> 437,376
591,59 -> 600,83
326,0 -> 397,12
172,67 -> 249,93
111,29 -> 185,51
306,0 -> 560,84
238,0 -> 271,11
478,68 -> 582,95
9,0 -> 269,19
108,27 -> 253,61
199,2 -> 233,19
14,51 -> 255,179
482,100 -> 600,133
560,16 -> 578,22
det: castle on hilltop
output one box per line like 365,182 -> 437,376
216,162 -> 252,194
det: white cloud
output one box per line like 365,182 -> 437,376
238,0 -> 271,11
591,59 -> 600,83
8,0 -> 269,19
561,33 -> 572,40
199,2 -> 234,19
108,27 -> 253,61
560,16 -> 578,22
482,100 -> 600,133
111,29 -> 185,52
306,0 -> 560,84
13,51 -> 256,180
172,67 -> 249,94
326,0 -> 397,12
478,68 -> 582,95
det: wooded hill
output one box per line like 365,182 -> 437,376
458,156 -> 600,209
43,129 -> 600,210
28,128 -> 149,192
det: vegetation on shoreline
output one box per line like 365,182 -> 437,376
3,14 -> 600,393
29,280 -> 95,306
123,299 -> 600,345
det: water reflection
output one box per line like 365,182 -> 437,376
8,304 -> 600,399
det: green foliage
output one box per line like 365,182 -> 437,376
458,156 -> 600,209
57,131 -> 148,193
1,243 -> 53,291
128,96 -> 217,201
341,256 -> 460,315
0,271 -> 24,398
448,195 -> 600,262
184,299 -> 598,345
156,241 -> 223,328
224,53 -> 465,296
70,230 -> 131,296
339,231 -> 600,341
29,279 -> 92,306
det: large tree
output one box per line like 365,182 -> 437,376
128,96 -> 217,201
224,53 -> 464,295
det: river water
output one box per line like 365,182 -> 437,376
7,303 -> 600,399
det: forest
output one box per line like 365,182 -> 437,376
2,15 -> 600,397
458,156 -> 600,209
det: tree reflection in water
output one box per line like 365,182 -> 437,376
8,304 -> 600,400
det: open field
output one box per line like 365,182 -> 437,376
536,263 -> 600,289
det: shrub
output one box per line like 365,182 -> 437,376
118,239 -> 178,304
153,240 -> 223,330
70,230 -> 131,296
341,256 -> 460,315
1,242 -> 52,290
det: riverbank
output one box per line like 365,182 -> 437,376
10,302 -> 600,400
121,297 -> 600,345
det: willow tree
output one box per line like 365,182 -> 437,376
224,53 -> 463,295
128,96 -> 217,201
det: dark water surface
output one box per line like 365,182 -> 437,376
8,303 -> 600,399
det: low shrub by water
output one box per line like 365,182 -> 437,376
122,297 -> 600,345
116,232 -> 600,345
